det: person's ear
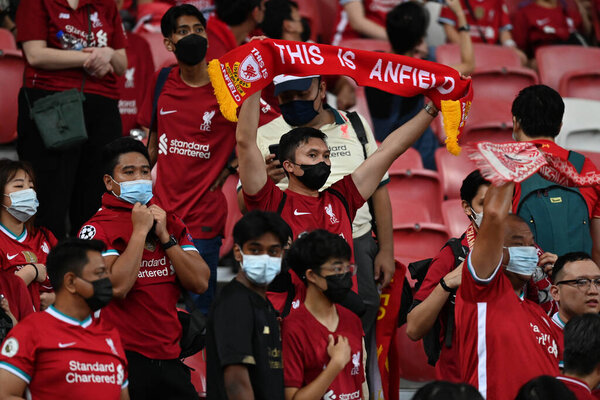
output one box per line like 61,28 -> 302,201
461,199 -> 472,217
549,285 -> 560,302
233,244 -> 243,263
305,268 -> 318,285
103,174 -> 116,194
63,272 -> 78,295
282,160 -> 296,175
164,37 -> 175,53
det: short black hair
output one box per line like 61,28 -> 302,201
215,0 -> 261,26
386,2 -> 429,55
459,170 -> 490,205
161,4 -> 207,38
552,252 -> 594,283
285,229 -> 351,284
47,238 -> 105,291
564,313 -> 600,376
102,137 -> 151,176
413,381 -> 483,400
511,85 -> 564,138
279,127 -> 327,163
233,210 -> 292,247
515,375 -> 576,400
262,0 -> 298,39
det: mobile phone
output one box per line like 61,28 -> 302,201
268,144 -> 280,161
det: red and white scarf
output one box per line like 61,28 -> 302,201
208,39 -> 473,155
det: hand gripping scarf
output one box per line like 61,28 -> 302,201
208,39 -> 473,155
467,141 -> 600,186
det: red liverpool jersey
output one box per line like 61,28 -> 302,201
0,224 -> 57,311
138,67 -> 278,239
282,302 -> 364,398
78,193 -> 198,359
0,306 -> 128,400
438,0 -> 512,44
550,312 -> 565,369
558,376 -> 596,400
456,253 -> 560,400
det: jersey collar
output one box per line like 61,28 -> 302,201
0,222 -> 27,243
552,312 -> 566,330
557,376 -> 592,393
46,305 -> 93,328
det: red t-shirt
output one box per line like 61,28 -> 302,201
0,225 -> 57,311
333,0 -> 398,44
78,193 -> 198,359
512,2 -> 582,57
550,312 -> 565,369
438,0 -> 512,44
282,302 -> 364,398
0,306 -> 128,399
16,0 -> 127,99
118,32 -> 155,135
558,376 -> 596,400
206,15 -> 238,61
139,67 -> 277,238
413,227 -> 474,382
512,141 -> 600,219
0,270 -> 34,321
243,175 -> 365,261
456,254 -> 560,400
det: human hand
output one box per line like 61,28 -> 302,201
446,0 -> 465,16
83,47 -> 115,77
374,250 -> 395,288
148,205 -> 169,243
265,154 -> 286,183
0,295 -> 16,325
131,203 -> 155,235
327,334 -> 351,371
443,262 -> 463,289
39,292 -> 55,311
538,252 -> 557,275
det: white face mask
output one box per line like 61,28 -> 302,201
470,207 -> 483,228
240,251 -> 282,286
4,189 -> 39,222
506,246 -> 539,276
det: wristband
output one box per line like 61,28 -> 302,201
424,103 -> 439,117
30,263 -> 39,282
161,234 -> 178,250
439,277 -> 455,293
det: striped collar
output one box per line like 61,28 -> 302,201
0,222 -> 27,243
557,376 -> 592,393
46,305 -> 92,328
551,312 -> 566,330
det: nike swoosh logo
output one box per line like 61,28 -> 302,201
159,108 -> 177,115
58,342 -> 76,348
7,254 -> 17,260
294,209 -> 311,216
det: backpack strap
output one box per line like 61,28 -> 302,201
276,192 -> 287,215
441,235 -> 467,348
568,150 -> 585,173
147,67 -> 173,148
326,187 -> 352,222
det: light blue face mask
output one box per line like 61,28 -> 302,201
4,188 -> 39,222
112,178 -> 153,205
506,246 -> 539,276
240,251 -> 282,286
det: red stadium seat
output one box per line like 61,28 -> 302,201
338,38 -> 392,53
394,325 -> 437,382
460,98 -> 514,145
442,199 -> 469,238
137,30 -> 176,72
434,147 -> 474,199
295,0 -> 320,42
0,50 -> 24,144
536,45 -> 600,91
391,200 -> 431,226
389,147 -> 423,174
219,174 -> 243,258
559,69 -> 600,101
580,151 -> 600,169
387,169 -> 444,224
436,43 -> 521,69
0,28 -> 16,50
183,349 -> 207,398
393,222 -> 449,264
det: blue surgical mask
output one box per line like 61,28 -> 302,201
240,251 -> 282,286
506,246 -> 539,276
112,178 -> 153,205
4,188 -> 39,222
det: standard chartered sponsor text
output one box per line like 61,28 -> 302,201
66,361 -> 119,384
169,139 -> 211,158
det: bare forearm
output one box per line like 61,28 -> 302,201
110,49 -> 128,76
110,231 -> 147,298
22,42 -> 88,70
406,285 -> 451,340
444,25 -> 461,44
345,1 -> 388,39
236,92 -> 267,195
168,249 -> 209,294
456,20 -> 474,75
289,363 -> 343,400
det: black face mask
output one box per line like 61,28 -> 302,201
174,34 -> 208,66
295,161 -> 331,191
80,277 -> 113,311
279,86 -> 321,126
322,272 -> 352,304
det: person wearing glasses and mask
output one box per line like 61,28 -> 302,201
78,137 -> 210,400
206,210 -> 291,400
282,229 -> 366,400
549,252 -> 600,369
0,160 -> 57,312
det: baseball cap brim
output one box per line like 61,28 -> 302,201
273,74 -> 320,96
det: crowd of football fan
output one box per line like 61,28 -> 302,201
0,0 -> 599,399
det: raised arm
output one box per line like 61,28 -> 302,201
470,182 -> 514,279
344,1 -> 388,40
351,107 -> 435,200
236,91 -> 268,196
445,0 -> 475,76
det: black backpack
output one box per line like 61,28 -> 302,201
398,237 -> 468,366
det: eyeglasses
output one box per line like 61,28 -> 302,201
319,263 -> 356,276
556,277 -> 600,291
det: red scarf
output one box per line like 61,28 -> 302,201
467,141 -> 600,186
208,39 -> 473,155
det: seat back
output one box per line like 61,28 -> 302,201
559,70 -> 600,101
389,147 -> 423,174
391,200 -> 431,226
435,43 -> 522,69
393,222 -> 449,264
0,51 -> 24,144
394,325 -> 437,382
556,98 -> 600,152
435,148 -> 474,199
137,30 -> 177,72
0,28 -> 16,50
442,199 -> 470,238
387,170 -> 444,223
219,174 -> 243,258
536,45 -> 600,91
183,349 -> 207,398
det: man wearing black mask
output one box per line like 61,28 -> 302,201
139,5 -> 277,315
